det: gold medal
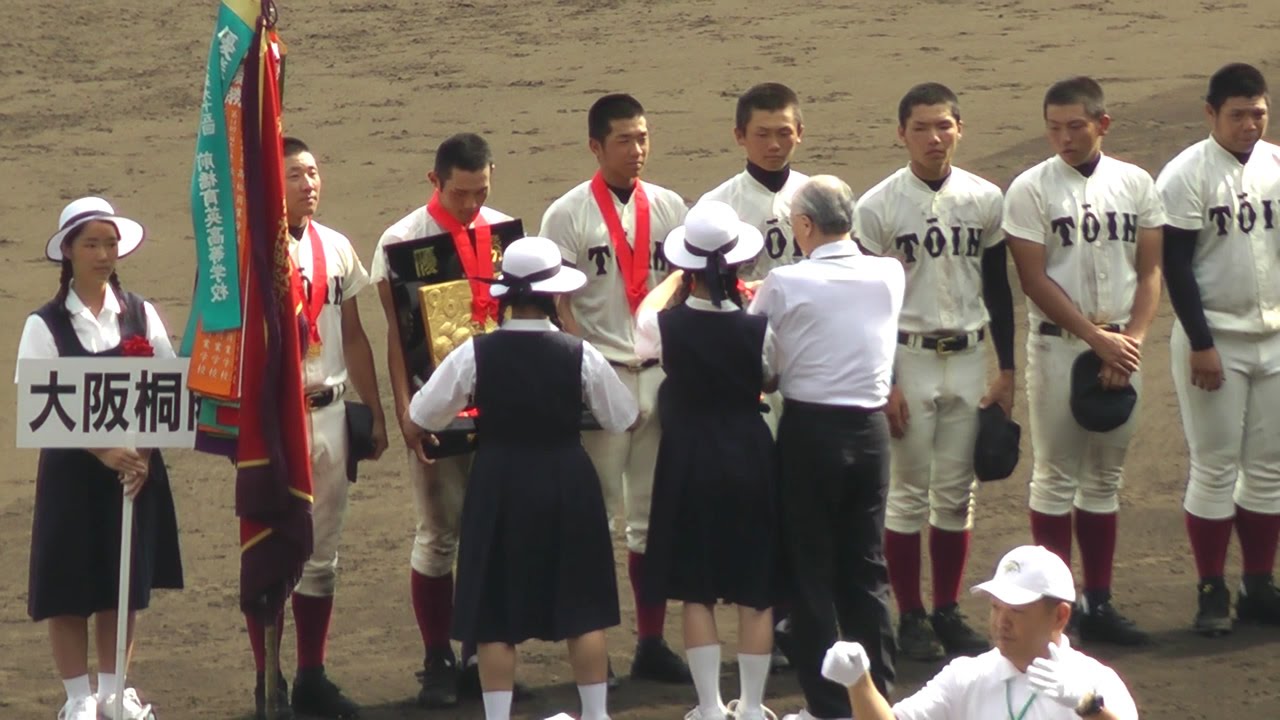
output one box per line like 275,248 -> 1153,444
307,339 -> 322,359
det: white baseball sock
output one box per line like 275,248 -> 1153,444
481,690 -> 512,720
737,653 -> 771,714
687,644 -> 723,714
577,681 -> 608,720
63,674 -> 92,702
97,672 -> 118,701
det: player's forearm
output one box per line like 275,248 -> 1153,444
376,282 -> 413,416
1019,271 -> 1098,340
343,333 -> 385,423
847,674 -> 897,720
1125,269 -> 1162,344
1162,226 -> 1215,350
982,243 -> 1016,370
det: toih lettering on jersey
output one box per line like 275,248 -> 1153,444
1049,204 -> 1139,247
1206,194 -> 1278,236
893,220 -> 985,263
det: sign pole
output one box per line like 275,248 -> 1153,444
113,430 -> 138,720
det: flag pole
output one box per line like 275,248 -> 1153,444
264,615 -> 280,720
113,429 -> 138,720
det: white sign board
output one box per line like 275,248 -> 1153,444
16,358 -> 199,448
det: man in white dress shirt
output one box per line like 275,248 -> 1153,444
749,175 -> 904,720
821,545 -> 1138,720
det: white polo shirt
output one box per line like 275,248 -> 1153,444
891,637 -> 1138,720
289,219 -> 371,394
1003,153 -> 1166,326
1156,137 -> 1280,334
369,204 -> 514,285
748,239 -> 904,408
540,179 -> 688,365
700,169 -> 810,282
857,166 -> 1004,334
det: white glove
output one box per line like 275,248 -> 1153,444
821,641 -> 870,686
1027,642 -> 1091,709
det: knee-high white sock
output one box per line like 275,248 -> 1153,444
737,653 -> 771,713
96,672 -> 118,701
578,681 -> 608,720
63,675 -> 92,702
481,690 -> 513,720
686,644 -> 723,714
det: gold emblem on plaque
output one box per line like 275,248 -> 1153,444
414,246 -> 439,277
419,280 -> 499,367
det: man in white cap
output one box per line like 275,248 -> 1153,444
820,545 -> 1138,720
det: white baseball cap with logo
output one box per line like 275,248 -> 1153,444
971,544 -> 1076,605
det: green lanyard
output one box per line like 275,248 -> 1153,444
1006,679 -> 1037,720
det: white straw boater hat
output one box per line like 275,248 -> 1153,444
46,196 -> 146,262
489,236 -> 586,298
663,200 -> 764,271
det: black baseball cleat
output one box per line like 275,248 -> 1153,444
1194,579 -> 1232,637
1236,574 -> 1280,625
415,652 -> 459,709
291,666 -> 359,719
630,637 -> 693,683
931,604 -> 990,657
254,672 -> 294,720
1078,596 -> 1149,646
455,662 -> 536,702
897,609 -> 945,662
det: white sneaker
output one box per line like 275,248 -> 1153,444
97,688 -> 153,720
57,696 -> 97,720
726,698 -> 778,720
686,705 -> 729,720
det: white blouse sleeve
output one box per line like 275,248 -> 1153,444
143,302 -> 176,359
408,341 -> 476,431
15,314 -> 58,382
581,341 -> 638,432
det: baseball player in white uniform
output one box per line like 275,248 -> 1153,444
856,83 -> 1012,662
271,137 -> 387,720
700,82 -> 809,284
820,545 -> 1138,720
370,133 -> 516,708
1157,62 -> 1280,635
1004,77 -> 1165,647
540,93 -> 691,683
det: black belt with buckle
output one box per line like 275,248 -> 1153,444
307,385 -> 343,409
609,359 -> 660,371
1038,322 -> 1121,338
897,329 -> 985,354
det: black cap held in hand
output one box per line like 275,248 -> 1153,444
1069,350 -> 1137,432
974,404 -> 1021,482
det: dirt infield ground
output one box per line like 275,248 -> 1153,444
3,0 -> 1280,717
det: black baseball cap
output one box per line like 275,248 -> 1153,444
974,404 -> 1021,482
1070,350 -> 1137,432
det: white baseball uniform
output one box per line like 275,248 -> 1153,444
540,178 -> 687,553
289,218 -> 371,597
372,204 -> 512,578
856,166 -> 1004,532
700,168 -> 809,282
1004,154 -> 1166,515
701,167 -> 809,434
1158,137 -> 1280,519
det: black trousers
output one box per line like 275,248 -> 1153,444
778,399 -> 895,719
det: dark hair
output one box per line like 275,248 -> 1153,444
1043,76 -> 1107,119
679,265 -> 744,308
498,293 -> 561,328
52,223 -> 124,314
283,136 -> 310,158
433,133 -> 492,184
588,94 -> 645,142
898,82 -> 961,127
735,82 -> 802,132
1207,63 -> 1269,111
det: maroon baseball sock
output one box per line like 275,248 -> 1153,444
1185,511 -> 1232,580
246,609 -> 285,674
884,529 -> 924,614
1075,509 -> 1117,593
1030,510 -> 1073,566
628,551 -> 666,640
1235,506 -> 1280,576
292,593 -> 334,670
929,527 -> 971,610
411,570 -> 454,654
